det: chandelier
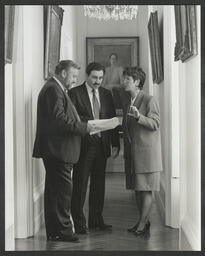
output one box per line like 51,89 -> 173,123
84,5 -> 139,21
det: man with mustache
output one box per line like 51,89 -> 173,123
33,60 -> 98,242
70,62 -> 120,234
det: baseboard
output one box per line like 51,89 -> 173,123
180,216 -> 201,251
5,224 -> 15,250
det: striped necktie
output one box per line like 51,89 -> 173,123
92,89 -> 100,119
92,89 -> 101,137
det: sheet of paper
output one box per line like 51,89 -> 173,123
88,117 -> 120,135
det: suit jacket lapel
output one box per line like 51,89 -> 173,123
125,90 -> 144,143
51,78 -> 80,121
66,91 -> 80,121
99,87 -> 106,119
51,77 -> 68,100
80,83 -> 94,119
133,90 -> 144,109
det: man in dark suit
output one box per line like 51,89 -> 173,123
70,62 -> 120,234
32,60 -> 98,242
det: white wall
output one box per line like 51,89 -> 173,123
75,5 -> 149,92
60,5 -> 78,61
5,64 -> 15,250
11,5 -> 45,239
27,6 -> 46,235
147,5 -> 201,250
179,6 -> 201,250
147,5 -> 180,227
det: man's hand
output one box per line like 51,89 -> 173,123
112,147 -> 119,159
86,123 -> 100,134
117,117 -> 123,126
127,106 -> 140,119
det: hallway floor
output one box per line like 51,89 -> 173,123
15,173 -> 179,251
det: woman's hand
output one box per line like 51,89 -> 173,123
127,106 -> 140,119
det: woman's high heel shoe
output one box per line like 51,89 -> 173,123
127,222 -> 139,232
134,221 -> 151,236
145,220 -> 151,230
128,220 -> 150,233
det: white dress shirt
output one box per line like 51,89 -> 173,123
131,96 -> 137,106
85,82 -> 101,117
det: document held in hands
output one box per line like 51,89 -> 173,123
88,117 -> 120,135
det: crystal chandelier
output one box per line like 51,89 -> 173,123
84,5 -> 139,21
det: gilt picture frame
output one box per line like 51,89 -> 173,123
44,5 -> 64,79
174,5 -> 198,63
148,11 -> 163,84
86,37 -> 139,118
86,37 -> 139,68
4,5 -> 15,64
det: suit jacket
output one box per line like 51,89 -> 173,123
126,90 -> 163,174
32,77 -> 87,163
70,82 -> 120,158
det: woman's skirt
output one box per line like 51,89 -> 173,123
133,171 -> 160,191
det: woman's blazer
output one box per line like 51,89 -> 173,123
126,90 -> 163,174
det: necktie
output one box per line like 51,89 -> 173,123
92,89 -> 100,119
92,89 -> 101,137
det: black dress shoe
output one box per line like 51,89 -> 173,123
47,233 -> 80,243
89,223 -> 112,231
99,223 -> 112,230
75,225 -> 89,234
47,235 -> 60,241
58,233 -> 80,243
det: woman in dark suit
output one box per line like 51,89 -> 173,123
123,66 -> 163,236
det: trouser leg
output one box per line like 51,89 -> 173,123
71,146 -> 96,227
43,157 -> 73,237
88,141 -> 107,226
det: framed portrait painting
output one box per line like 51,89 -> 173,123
86,37 -> 139,117
4,5 -> 15,64
148,11 -> 163,84
174,5 -> 197,62
44,5 -> 64,79
86,37 -> 139,68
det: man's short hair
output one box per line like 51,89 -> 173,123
55,60 -> 80,75
123,66 -> 146,89
86,62 -> 105,76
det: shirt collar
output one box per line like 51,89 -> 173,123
85,82 -> 98,94
131,90 -> 143,106
131,90 -> 141,105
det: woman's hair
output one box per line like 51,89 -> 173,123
109,53 -> 118,60
123,66 -> 146,88
55,60 -> 80,75
86,62 -> 105,76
